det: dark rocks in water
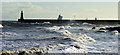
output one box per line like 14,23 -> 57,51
19,51 -> 27,55
40,37 -> 63,41
106,27 -> 120,32
98,27 -> 120,33
99,28 -> 106,30
101,27 -> 120,33
92,27 -> 96,29
1,53 -> 10,55
74,45 -> 81,49
51,37 -> 58,39
58,49 -> 62,50
1,52 -> 27,55
35,52 -> 43,55
96,30 -> 107,32
61,38 -> 74,41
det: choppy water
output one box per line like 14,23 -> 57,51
0,21 -> 119,53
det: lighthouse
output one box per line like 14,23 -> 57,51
58,14 -> 63,20
18,11 -> 24,22
20,11 -> 24,20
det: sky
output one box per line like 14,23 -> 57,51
1,1 -> 119,20
1,0 -> 119,2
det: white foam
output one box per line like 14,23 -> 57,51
36,26 -> 96,53
0,24 -> 3,28
0,32 -> 23,37
38,26 -> 96,43
111,30 -> 119,34
82,22 -> 94,26
42,22 -> 52,24
55,30 -> 72,36
37,25 -> 71,30
46,43 -> 86,53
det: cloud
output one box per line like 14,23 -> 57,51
2,2 -> 118,20
2,2 -> 44,19
1,0 -> 119,2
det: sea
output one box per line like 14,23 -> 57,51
0,21 -> 119,54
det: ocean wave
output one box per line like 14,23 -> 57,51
35,26 -> 96,53
1,21 -> 119,54
36,25 -> 71,32
36,26 -> 96,43
67,33 -> 96,43
46,43 -> 86,53
82,22 -> 96,26
0,32 -> 23,37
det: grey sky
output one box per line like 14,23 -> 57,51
1,0 -> 119,2
2,2 -> 118,20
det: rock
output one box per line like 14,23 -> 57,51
99,28 -> 106,30
61,38 -> 73,41
99,26 -> 120,33
92,27 -> 96,29
35,52 -> 42,55
106,27 -> 120,33
19,51 -> 27,55
97,30 -> 108,32
74,45 -> 81,49
1,53 -> 10,55
51,37 -> 58,40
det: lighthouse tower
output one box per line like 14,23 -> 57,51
20,11 -> 24,20
18,11 -> 24,22
58,14 -> 63,20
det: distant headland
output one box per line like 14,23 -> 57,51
18,11 -> 120,23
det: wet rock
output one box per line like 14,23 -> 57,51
19,51 -> 27,55
99,26 -> 120,33
35,52 -> 42,55
99,28 -> 106,30
51,37 -> 58,40
106,27 -> 120,32
74,45 -> 81,49
1,53 -> 10,55
92,27 -> 96,29
61,38 -> 74,41
41,37 -> 64,41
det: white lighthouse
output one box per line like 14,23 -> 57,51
58,14 -> 63,20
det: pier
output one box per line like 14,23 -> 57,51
18,11 -> 120,23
